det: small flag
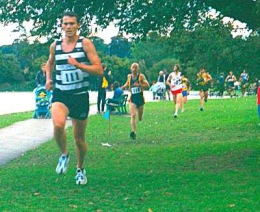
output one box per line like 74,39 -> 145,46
104,109 -> 111,136
104,109 -> 110,121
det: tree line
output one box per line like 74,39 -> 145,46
1,1 -> 259,38
0,16 -> 259,91
0,0 -> 259,91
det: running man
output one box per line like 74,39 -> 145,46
181,73 -> 190,112
225,71 -> 237,97
45,12 -> 103,185
197,68 -> 212,111
166,64 -> 182,118
240,70 -> 249,97
121,62 -> 150,140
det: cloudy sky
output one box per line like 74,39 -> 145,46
0,22 -> 119,46
0,17 -> 250,47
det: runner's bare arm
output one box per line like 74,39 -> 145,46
121,74 -> 131,90
45,42 -> 56,90
140,74 -> 150,89
69,38 -> 103,76
166,74 -> 172,86
207,74 -> 212,81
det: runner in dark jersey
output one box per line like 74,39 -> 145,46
121,63 -> 150,139
225,71 -> 237,97
197,68 -> 212,111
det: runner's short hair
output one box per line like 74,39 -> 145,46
62,11 -> 79,24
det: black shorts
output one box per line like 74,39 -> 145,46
52,89 -> 89,120
131,93 -> 145,108
199,84 -> 210,92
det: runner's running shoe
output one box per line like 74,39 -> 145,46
55,154 -> 69,174
75,168 -> 87,185
130,131 -> 136,140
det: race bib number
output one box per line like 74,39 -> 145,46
61,70 -> 83,84
173,77 -> 181,86
131,87 -> 141,94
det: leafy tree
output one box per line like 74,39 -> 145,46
100,55 -> 131,86
0,52 -> 23,84
0,0 -> 259,41
109,36 -> 131,58
149,58 -> 180,81
4,41 -> 49,81
89,36 -> 108,55
87,54 -> 131,91
131,17 -> 260,85
31,55 -> 48,73
0,0 -> 259,90
203,0 -> 260,32
131,33 -> 173,68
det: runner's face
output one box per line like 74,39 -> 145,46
173,65 -> 179,72
131,65 -> 138,75
62,16 -> 79,37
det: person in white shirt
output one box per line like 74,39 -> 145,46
166,64 -> 182,118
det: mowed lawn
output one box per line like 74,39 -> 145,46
0,96 -> 259,211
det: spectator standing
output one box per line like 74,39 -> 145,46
97,63 -> 111,114
157,70 -> 164,83
163,69 -> 171,100
218,72 -> 225,97
35,63 -> 47,87
157,70 -> 166,99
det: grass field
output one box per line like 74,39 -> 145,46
0,97 -> 259,211
0,112 -> 32,129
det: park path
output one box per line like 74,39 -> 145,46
0,91 -> 139,166
0,91 -> 202,166
0,91 -> 103,166
0,106 -> 97,166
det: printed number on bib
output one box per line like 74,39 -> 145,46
173,77 -> 181,86
61,70 -> 83,84
131,87 -> 141,94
